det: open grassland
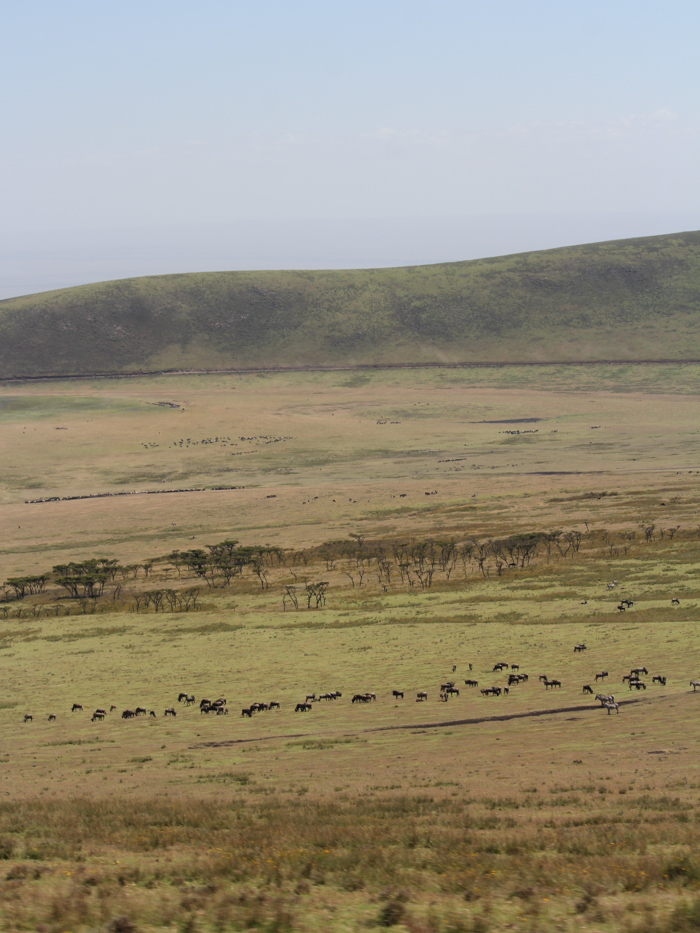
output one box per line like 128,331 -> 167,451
1,365 -> 700,932
1,230 -> 700,377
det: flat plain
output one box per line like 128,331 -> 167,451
1,363 -> 700,933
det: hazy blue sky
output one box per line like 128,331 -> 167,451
1,0 -> 699,297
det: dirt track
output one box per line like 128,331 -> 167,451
2,359 -> 700,385
188,697 -> 645,750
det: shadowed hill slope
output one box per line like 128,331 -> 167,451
1,230 -> 699,378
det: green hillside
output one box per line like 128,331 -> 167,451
1,230 -> 700,378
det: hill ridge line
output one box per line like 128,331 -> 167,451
2,358 -> 700,385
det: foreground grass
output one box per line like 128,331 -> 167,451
2,791 -> 700,932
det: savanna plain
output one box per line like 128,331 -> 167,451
1,364 -> 700,933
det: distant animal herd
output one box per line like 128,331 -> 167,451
21,643 -> 700,724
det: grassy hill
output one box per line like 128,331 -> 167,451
1,230 -> 700,378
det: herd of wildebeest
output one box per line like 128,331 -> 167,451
20,641 -> 700,724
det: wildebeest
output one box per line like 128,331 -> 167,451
294,702 -> 312,712
149,710 -> 156,718
23,714 -> 32,723
544,679 -> 561,689
122,709 -> 135,719
241,708 -> 252,717
48,714 -> 56,722
464,679 -> 478,687
305,693 -> 316,703
652,675 -> 666,686
164,707 -> 176,717
135,707 -> 147,716
574,644 -> 587,652
631,667 -> 648,677
185,695 -> 195,706
416,691 -> 427,702
178,692 -> 188,702
511,664 -> 519,670
481,687 -> 501,697
493,662 -> 508,672
392,690 -> 404,699
582,684 -> 593,694
269,701 -> 281,709
690,681 -> 700,692
200,698 -> 211,709
91,711 -> 105,721
71,703 -> 82,712
671,597 -> 680,605
595,671 -> 608,681
629,680 -> 646,690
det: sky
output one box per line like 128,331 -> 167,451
1,0 -> 699,298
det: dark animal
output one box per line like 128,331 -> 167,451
295,702 -> 312,712
269,701 -> 280,709
392,690 -> 404,699
416,691 -> 427,702
23,714 -> 32,723
652,675 -> 666,686
91,711 -> 105,721
582,684 -> 593,694
71,703 -> 82,712
671,597 -> 680,605
464,679 -> 478,687
545,679 -> 562,689
185,695 -> 195,706
690,681 -> 700,691
122,709 -> 135,719
135,707 -> 147,716
200,698 -> 211,709
178,692 -> 188,702
149,710 -> 156,718
110,705 -> 117,711
631,667 -> 648,676
595,671 -> 608,681
164,707 -> 176,717
511,664 -> 519,670
48,714 -> 56,722
574,644 -> 587,652
241,708 -> 252,717
481,687 -> 501,697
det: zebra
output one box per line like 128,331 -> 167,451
603,700 -> 620,715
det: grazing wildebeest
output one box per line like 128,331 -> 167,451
629,680 -> 646,690
185,695 -> 195,706
92,711 -> 105,721
538,675 -> 548,682
178,692 -> 188,703
122,709 -> 135,719
295,702 -> 312,712
671,597 -> 680,605
493,662 -> 508,672
481,687 -> 501,697
631,667 -> 648,677
23,714 -> 32,723
617,604 -> 626,612
71,703 -> 82,712
582,684 -> 593,694
164,707 -> 176,717
464,679 -> 478,687
574,644 -> 587,652
652,675 -> 666,686
48,714 -> 56,722
511,664 -> 519,671
110,705 -> 117,712
241,708 -> 252,717
200,698 -> 211,709
200,703 -> 212,714
269,701 -> 281,709
392,690 -> 404,699
444,686 -> 459,696
440,682 -> 455,691
595,671 -> 609,681
416,691 -> 427,702
690,681 -> 700,692
305,693 -> 316,703
135,707 -> 147,717
545,679 -> 562,689
149,710 -> 156,718
439,692 -> 449,702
